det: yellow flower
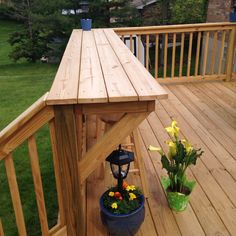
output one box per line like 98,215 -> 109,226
129,185 -> 136,191
165,120 -> 180,139
126,185 -> 136,191
111,202 -> 118,209
182,139 -> 193,154
129,193 -> 137,200
167,141 -> 177,159
148,145 -> 164,155
126,185 -> 131,191
108,191 -> 114,197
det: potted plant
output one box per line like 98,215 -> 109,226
80,1 -> 92,31
230,2 -> 236,22
100,145 -> 145,235
148,120 -> 203,211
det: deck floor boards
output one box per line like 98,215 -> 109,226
87,81 -> 236,236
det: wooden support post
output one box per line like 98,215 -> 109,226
131,129 -> 149,198
226,26 -> 236,81
54,105 -> 86,236
0,219 -> 4,236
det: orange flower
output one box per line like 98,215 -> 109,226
122,181 -> 129,189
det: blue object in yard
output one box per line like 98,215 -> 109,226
230,13 -> 236,22
81,19 -> 92,31
100,193 -> 145,236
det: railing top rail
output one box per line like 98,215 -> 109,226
114,22 -> 236,35
0,93 -> 48,144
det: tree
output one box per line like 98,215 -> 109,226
170,0 -> 208,24
82,0 -> 141,28
8,0 -> 141,62
7,0 -> 73,62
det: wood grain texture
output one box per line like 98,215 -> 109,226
194,32 -> 202,76
78,111 -> 151,183
53,105 -> 82,236
226,27 -> 236,81
94,29 -> 138,102
202,31 -> 209,77
0,106 -> 54,160
0,93 -> 47,143
187,32 -> 193,77
164,33 -> 168,78
146,34 -> 149,70
179,33 -> 185,77
0,219 -> 4,236
131,129 -> 149,197
5,154 -> 27,236
49,120 -> 66,226
81,101 -> 152,115
114,22 -> 234,35
210,31 -> 218,74
51,226 -> 67,236
104,29 -> 168,101
171,33 -> 176,78
28,135 -> 49,235
78,31 -> 107,104
155,34 -> 159,79
75,111 -> 87,236
46,30 -> 82,105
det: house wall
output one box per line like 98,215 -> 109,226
207,0 -> 232,22
201,0 -> 236,74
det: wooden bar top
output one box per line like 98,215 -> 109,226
46,28 -> 167,105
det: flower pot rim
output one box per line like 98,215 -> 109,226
100,193 -> 145,218
81,18 -> 92,21
167,191 -> 188,196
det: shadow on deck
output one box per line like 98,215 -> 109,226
87,80 -> 236,236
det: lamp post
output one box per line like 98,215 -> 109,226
106,145 -> 134,191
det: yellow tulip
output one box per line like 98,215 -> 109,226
165,120 -> 180,139
182,139 -> 193,154
148,145 -> 164,155
167,141 -> 177,158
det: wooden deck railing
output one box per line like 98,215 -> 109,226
114,22 -> 236,84
1,22 -> 236,236
0,94 -> 66,236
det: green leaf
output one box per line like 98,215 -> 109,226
161,155 -> 171,172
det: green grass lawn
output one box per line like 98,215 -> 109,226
0,20 -> 59,235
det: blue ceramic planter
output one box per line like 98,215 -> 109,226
81,19 -> 92,31
230,13 -> 236,22
100,194 -> 145,236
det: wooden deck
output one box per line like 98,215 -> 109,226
87,80 -> 236,236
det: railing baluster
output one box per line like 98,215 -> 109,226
187,32 -> 193,77
121,35 -> 124,42
0,219 -> 4,236
138,35 -> 141,62
210,31 -> 218,74
155,34 -> 159,79
195,32 -> 202,76
164,33 -> 168,78
202,31 -> 209,77
130,34 -> 133,53
28,135 -> 49,235
218,31 -> 226,75
5,154 -> 27,236
179,33 -> 185,77
171,33 -> 176,78
226,27 -> 236,81
146,35 -> 150,70
49,120 -> 65,226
